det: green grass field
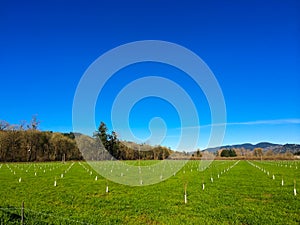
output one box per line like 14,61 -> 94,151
0,160 -> 299,224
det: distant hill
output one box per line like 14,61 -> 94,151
271,144 -> 300,154
204,142 -> 300,154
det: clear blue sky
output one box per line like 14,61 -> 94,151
1,0 -> 299,150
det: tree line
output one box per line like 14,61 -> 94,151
0,117 -> 82,162
216,147 -> 297,159
219,149 -> 237,157
78,122 -> 171,160
0,118 -> 171,162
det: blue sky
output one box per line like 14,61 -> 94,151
1,0 -> 299,150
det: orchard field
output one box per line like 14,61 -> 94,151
0,160 -> 299,224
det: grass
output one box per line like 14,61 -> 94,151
0,160 -> 299,224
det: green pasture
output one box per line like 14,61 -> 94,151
0,160 -> 299,224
